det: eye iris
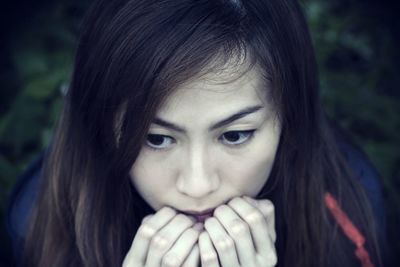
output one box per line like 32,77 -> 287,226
224,132 -> 240,142
148,135 -> 164,145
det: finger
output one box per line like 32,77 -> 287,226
182,244 -> 200,267
161,228 -> 199,267
198,232 -> 219,267
125,207 -> 176,265
142,214 -> 153,224
204,217 -> 240,267
146,213 -> 195,267
244,196 -> 276,242
213,204 -> 257,266
228,197 -> 275,255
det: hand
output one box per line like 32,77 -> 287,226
198,196 -> 277,267
122,207 -> 201,267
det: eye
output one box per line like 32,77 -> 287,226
220,130 -> 256,146
146,134 -> 175,150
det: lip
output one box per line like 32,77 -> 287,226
180,208 -> 215,223
181,208 -> 215,216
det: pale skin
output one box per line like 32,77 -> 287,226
122,197 -> 276,267
123,60 -> 281,266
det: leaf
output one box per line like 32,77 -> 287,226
22,75 -> 62,100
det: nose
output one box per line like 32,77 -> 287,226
176,144 -> 219,198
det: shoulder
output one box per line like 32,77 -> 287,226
330,121 -> 386,234
5,152 -> 44,257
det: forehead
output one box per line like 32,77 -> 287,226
157,64 -> 270,117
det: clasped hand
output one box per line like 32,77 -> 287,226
122,196 -> 277,267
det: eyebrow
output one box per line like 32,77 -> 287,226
152,105 -> 264,133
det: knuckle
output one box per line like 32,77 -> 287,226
261,200 -> 275,213
162,253 -> 179,267
215,237 -> 234,251
229,219 -> 249,235
138,223 -> 156,238
244,211 -> 263,224
150,234 -> 169,250
202,251 -> 218,264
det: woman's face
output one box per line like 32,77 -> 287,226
129,64 -> 281,215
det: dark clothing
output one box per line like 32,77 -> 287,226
5,154 -> 43,263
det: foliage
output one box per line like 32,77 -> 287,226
0,2 -> 87,262
0,1 -> 84,213
302,0 -> 400,261
303,0 -> 400,179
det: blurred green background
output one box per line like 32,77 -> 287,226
0,0 -> 399,266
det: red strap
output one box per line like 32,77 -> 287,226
324,192 -> 374,267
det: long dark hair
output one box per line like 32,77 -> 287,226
21,0 -> 382,266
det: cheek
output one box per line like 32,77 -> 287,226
129,151 -> 175,209
219,126 -> 280,195
224,151 -> 275,195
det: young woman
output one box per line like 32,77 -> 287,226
6,0 -> 386,266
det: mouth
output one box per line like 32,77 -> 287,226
180,208 -> 215,223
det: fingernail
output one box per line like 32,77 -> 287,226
193,222 -> 204,231
188,216 -> 197,224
